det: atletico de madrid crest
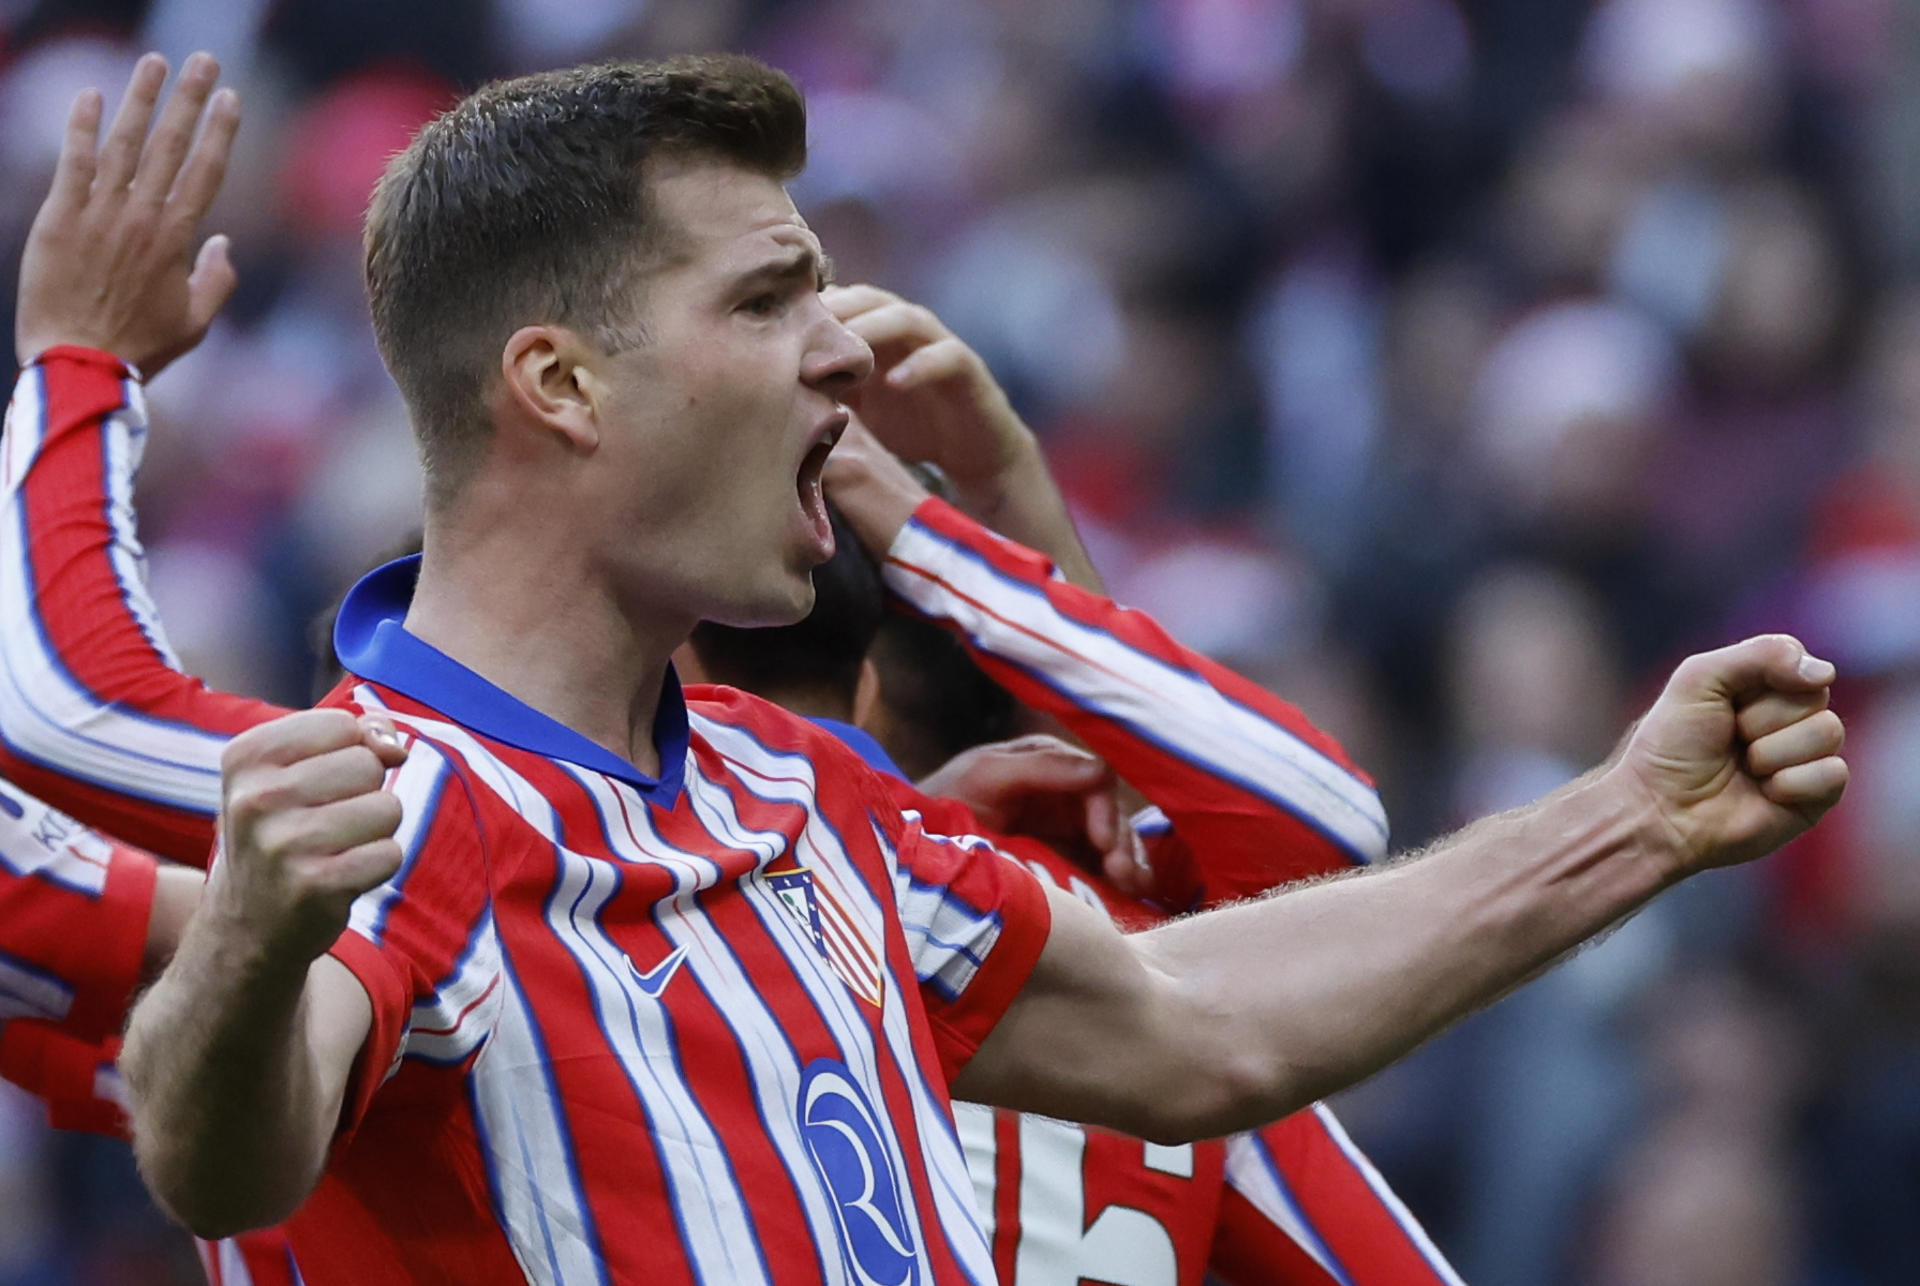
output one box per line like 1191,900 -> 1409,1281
765,864 -> 885,1009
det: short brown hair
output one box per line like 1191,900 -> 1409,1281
364,54 -> 808,503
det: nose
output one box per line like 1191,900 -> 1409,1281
804,308 -> 874,400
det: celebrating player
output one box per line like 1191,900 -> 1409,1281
7,51 -> 1848,1284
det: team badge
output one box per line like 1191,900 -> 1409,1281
766,863 -> 885,1009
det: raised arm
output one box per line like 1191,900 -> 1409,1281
122,708 -> 406,1237
950,635 -> 1847,1141
1,54 -> 280,865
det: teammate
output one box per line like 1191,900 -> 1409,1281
13,51 -> 1849,1285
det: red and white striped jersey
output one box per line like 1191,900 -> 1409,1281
879,499 -> 1460,1285
0,347 -> 279,863
289,553 -> 1053,1284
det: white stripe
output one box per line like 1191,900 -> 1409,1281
216,1237 -> 255,1286
344,693 -> 604,1285
888,522 -> 1389,860
0,953 -> 72,1022
575,762 -> 850,1284
1312,1104 -> 1467,1284
0,785 -> 111,895
886,828 -> 1005,999
0,367 -> 226,812
1220,1131 -> 1347,1281
101,381 -> 181,669
689,717 -> 994,1285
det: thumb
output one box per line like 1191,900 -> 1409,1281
185,234 -> 238,333
1672,634 -> 1835,705
358,714 -> 409,768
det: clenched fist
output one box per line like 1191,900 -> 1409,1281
1614,633 -> 1848,878
206,709 -> 410,965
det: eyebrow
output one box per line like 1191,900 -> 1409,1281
742,246 -> 835,292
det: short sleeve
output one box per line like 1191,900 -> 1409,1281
883,799 -> 1053,1082
0,780 -> 158,1045
324,734 -> 496,1140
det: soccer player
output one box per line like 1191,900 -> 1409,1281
16,52 -> 1849,1285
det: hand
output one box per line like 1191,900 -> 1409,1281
1615,634 -> 1847,877
15,52 -> 241,375
207,710 -> 409,967
822,416 -> 932,555
918,735 -> 1153,898
824,285 -> 1040,506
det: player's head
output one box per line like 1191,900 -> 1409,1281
365,55 -> 872,628
861,612 -> 1018,781
682,504 -> 884,720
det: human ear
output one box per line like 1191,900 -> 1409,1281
500,325 -> 600,453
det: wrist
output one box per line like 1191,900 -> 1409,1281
950,429 -> 1044,524
20,344 -> 143,382
1592,763 -> 1695,890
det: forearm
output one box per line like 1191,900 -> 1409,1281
887,498 -> 1388,876
952,434 -> 1104,593
122,913 -> 345,1237
968,767 -> 1674,1141
1150,769 -> 1671,1133
0,350 -> 280,863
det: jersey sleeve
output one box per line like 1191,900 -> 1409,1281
0,348 -> 287,865
876,786 -> 1053,1083
0,1021 -> 128,1137
1211,1105 -> 1465,1286
322,729 -> 499,1139
881,499 -> 1388,907
0,776 -> 157,1044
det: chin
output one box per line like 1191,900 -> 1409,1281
710,575 -> 816,630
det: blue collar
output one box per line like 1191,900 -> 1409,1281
806,717 -> 907,783
333,555 -> 688,801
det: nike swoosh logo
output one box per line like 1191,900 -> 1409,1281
625,944 -> 690,998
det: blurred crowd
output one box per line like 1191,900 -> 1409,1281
0,0 -> 1917,1282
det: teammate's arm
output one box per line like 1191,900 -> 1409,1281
951,638 -> 1846,1140
1,54 -> 277,865
828,422 -> 1385,901
123,710 -> 404,1237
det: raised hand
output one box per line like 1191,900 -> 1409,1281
15,52 -> 241,375
819,415 -> 931,555
823,284 -> 1039,507
1616,634 -> 1848,876
207,710 -> 409,966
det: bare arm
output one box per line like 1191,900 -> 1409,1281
952,635 -> 1848,1141
122,709 -> 406,1237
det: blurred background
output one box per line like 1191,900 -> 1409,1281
0,0 -> 1917,1281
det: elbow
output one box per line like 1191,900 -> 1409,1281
130,1124 -> 309,1240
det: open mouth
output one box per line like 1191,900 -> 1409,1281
795,431 -> 839,557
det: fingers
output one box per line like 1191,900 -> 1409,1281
885,336 -> 977,389
358,714 -> 409,767
130,52 -> 220,207
299,837 -> 406,900
96,53 -> 170,193
185,234 -> 239,336
255,791 -> 405,869
822,283 -> 901,321
168,86 -> 241,219
1735,687 -> 1828,743
1746,707 -> 1845,778
46,90 -> 104,212
1758,756 -> 1849,813
223,708 -> 399,774
836,300 -> 950,353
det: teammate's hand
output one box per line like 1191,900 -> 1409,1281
821,416 -> 932,554
15,52 -> 241,375
206,710 -> 409,966
1614,634 -> 1847,878
823,285 -> 1041,509
919,735 -> 1151,896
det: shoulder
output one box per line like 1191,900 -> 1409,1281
684,684 -> 891,804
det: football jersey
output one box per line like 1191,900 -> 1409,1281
288,553 -> 1052,1284
877,500 -> 1460,1285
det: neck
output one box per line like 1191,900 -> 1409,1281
405,506 -> 691,777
